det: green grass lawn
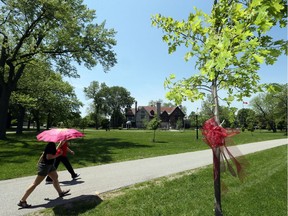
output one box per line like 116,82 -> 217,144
32,144 -> 287,216
0,129 -> 286,180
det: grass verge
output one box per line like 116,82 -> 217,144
31,145 -> 287,216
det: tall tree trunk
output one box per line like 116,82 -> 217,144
27,116 -> 31,129
0,86 -> 12,139
270,121 -> 277,133
33,110 -> 41,132
46,112 -> 51,129
16,105 -> 25,134
0,64 -> 26,139
6,111 -> 12,129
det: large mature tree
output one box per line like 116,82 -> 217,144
84,81 -> 109,129
237,108 -> 256,129
274,83 -> 288,133
250,83 -> 287,133
84,82 -> 135,128
0,0 -> 117,139
10,60 -> 82,132
104,86 -> 135,128
152,0 -> 287,215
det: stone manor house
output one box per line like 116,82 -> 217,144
125,102 -> 185,129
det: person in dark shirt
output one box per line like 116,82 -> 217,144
18,142 -> 70,208
45,140 -> 79,183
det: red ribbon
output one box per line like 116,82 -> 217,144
202,117 -> 245,181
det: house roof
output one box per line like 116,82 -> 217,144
126,109 -> 135,116
126,105 -> 184,117
138,106 -> 177,116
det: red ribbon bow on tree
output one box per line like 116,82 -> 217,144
202,117 -> 245,180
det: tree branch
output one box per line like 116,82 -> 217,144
197,85 -> 212,92
11,9 -> 46,61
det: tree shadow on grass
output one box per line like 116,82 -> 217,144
0,135 -> 43,164
72,137 -> 153,165
52,195 -> 103,216
23,195 -> 102,215
0,134 -> 153,166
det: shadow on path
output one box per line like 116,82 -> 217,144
59,179 -> 85,186
18,195 -> 102,215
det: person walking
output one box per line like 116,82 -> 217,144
45,140 -> 79,183
18,142 -> 70,208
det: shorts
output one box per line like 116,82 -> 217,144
37,163 -> 56,176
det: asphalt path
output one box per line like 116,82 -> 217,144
1,138 -> 287,216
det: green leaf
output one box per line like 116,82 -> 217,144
169,74 -> 176,80
162,35 -> 169,43
252,54 -> 264,63
168,44 -> 177,54
273,1 -> 284,12
184,52 -> 193,62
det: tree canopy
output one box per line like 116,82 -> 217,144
0,0 -> 117,138
10,60 -> 82,132
250,83 -> 287,132
152,0 -> 287,123
84,81 -> 135,128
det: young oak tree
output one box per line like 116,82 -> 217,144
147,116 -> 161,142
0,0 -> 117,139
152,0 -> 287,215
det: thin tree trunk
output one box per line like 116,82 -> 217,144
212,82 -> 223,216
214,148 -> 222,216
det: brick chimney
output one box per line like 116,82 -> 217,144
156,102 -> 161,118
135,101 -> 137,112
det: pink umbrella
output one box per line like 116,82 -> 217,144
37,128 -> 84,142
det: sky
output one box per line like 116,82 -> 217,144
65,0 -> 287,117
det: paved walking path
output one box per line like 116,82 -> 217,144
1,138 -> 287,216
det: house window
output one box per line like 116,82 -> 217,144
141,110 -> 145,119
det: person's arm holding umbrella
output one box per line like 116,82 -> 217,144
56,141 -> 65,150
67,147 -> 75,155
46,148 -> 63,159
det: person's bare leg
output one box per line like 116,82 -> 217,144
20,175 -> 45,202
47,171 -> 63,195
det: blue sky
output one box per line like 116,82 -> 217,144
66,0 -> 287,116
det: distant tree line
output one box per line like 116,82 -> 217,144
189,83 -> 287,134
84,81 -> 135,129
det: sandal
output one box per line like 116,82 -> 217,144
17,200 -> 31,208
59,189 -> 70,197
